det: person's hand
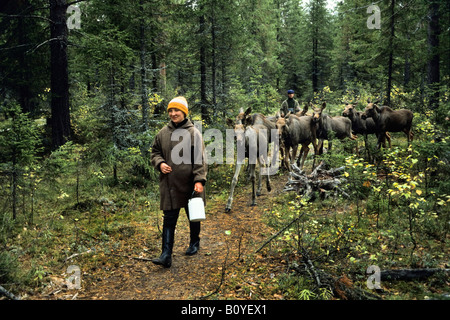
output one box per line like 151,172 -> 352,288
160,163 -> 172,174
194,182 -> 203,194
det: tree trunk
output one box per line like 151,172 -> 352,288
211,6 -> 216,108
404,34 -> 411,87
381,268 -> 449,281
386,0 -> 395,106
427,0 -> 440,110
310,1 -> 319,93
49,0 -> 71,150
199,12 -> 208,122
139,0 -> 149,131
17,9 -> 35,115
12,155 -> 17,220
151,37 -> 158,92
312,36 -> 318,93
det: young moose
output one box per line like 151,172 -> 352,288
312,102 -> 356,154
342,103 -> 392,149
361,100 -> 413,149
275,113 -> 318,171
225,111 -> 272,213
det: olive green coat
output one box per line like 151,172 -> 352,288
151,119 -> 207,210
280,98 -> 301,116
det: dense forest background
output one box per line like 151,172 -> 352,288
0,0 -> 449,300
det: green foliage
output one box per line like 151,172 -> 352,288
0,0 -> 449,299
0,104 -> 41,167
0,251 -> 19,285
268,110 -> 449,299
0,104 -> 42,226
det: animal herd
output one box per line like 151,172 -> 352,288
224,100 -> 414,213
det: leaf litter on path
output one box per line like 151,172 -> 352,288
43,174 -> 289,300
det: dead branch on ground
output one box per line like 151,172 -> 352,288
283,161 -> 349,201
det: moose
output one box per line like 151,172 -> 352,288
276,113 -> 318,171
361,100 -> 414,149
235,107 -> 277,137
342,103 -> 392,152
312,102 -> 356,154
225,111 -> 272,213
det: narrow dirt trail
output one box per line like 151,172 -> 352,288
67,174 -> 288,300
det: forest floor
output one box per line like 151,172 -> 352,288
33,173 -> 290,300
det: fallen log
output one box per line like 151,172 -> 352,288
290,261 -> 381,300
380,268 -> 450,281
64,247 -> 96,262
284,161 -> 348,200
0,285 -> 20,300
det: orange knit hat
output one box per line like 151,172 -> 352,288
167,96 -> 188,116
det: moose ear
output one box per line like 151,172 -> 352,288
226,118 -> 234,127
303,103 -> 309,112
244,107 -> 252,116
244,114 -> 253,126
321,102 -> 327,110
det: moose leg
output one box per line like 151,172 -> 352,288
265,159 -> 272,192
259,156 -> 272,193
284,145 -> 291,171
256,161 -> 262,196
296,146 -> 304,168
291,145 -> 299,169
364,134 -> 372,162
311,138 -> 318,169
280,143 -> 289,170
404,128 -> 413,146
386,132 -> 392,148
225,163 -> 243,213
317,139 -> 324,155
377,133 -> 384,149
249,164 -> 257,206
298,145 -> 309,169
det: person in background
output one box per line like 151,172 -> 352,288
150,96 -> 207,268
280,89 -> 301,116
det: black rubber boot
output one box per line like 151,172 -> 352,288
185,216 -> 200,256
152,210 -> 178,268
151,227 -> 174,267
185,239 -> 200,256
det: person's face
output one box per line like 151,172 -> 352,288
168,108 -> 186,124
288,93 -> 294,99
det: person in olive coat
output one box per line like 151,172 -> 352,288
280,89 -> 301,116
150,96 -> 207,268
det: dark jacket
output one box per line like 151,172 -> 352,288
280,98 -> 301,116
151,119 -> 207,210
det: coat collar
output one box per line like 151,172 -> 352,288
167,118 -> 193,130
